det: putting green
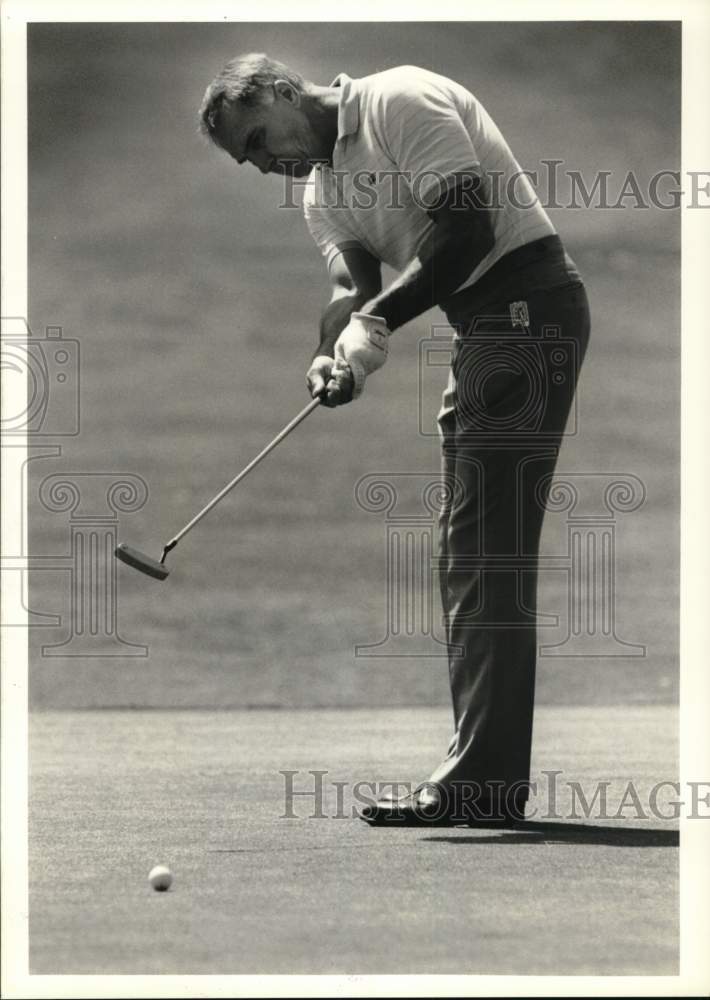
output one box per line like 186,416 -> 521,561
29,705 -> 678,974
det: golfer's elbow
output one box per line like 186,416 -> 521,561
436,203 -> 495,273
476,222 -> 496,259
328,246 -> 382,303
457,210 -> 495,264
329,285 -> 371,312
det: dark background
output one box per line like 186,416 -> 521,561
27,22 -> 680,708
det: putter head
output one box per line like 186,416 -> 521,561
114,543 -> 170,581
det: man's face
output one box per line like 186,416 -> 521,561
224,86 -> 329,177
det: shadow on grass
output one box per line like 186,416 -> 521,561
421,820 -> 678,848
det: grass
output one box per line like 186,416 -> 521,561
26,23 -> 679,708
29,704 -> 678,974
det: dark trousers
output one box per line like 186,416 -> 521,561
431,254 -> 590,812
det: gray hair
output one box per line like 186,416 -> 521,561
199,53 -> 306,149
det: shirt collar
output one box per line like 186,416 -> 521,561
330,73 -> 360,140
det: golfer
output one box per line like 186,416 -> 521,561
199,55 -> 590,825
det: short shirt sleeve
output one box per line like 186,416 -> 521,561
303,167 -> 362,268
376,75 -> 481,208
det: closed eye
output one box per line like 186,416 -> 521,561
248,127 -> 265,154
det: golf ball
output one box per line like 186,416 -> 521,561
148,864 -> 173,892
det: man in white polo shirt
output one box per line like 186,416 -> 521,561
199,54 -> 590,825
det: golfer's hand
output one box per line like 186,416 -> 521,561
333,313 -> 389,399
306,355 -> 355,408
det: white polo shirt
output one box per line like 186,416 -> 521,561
303,65 -> 555,296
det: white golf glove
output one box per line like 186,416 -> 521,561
333,312 -> 390,399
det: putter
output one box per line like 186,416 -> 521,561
115,397 -> 321,580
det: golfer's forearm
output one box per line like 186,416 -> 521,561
315,291 -> 369,358
363,227 -> 493,332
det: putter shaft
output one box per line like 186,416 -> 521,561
166,397 -> 321,551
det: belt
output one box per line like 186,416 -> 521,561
441,235 -> 582,325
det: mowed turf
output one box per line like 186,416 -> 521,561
30,705 -> 678,975
27,23 -> 680,710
